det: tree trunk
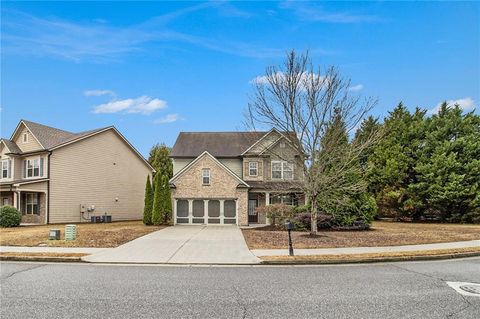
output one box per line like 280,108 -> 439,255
310,195 -> 318,235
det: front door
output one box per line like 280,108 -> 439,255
248,199 -> 258,223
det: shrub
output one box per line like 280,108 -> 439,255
293,212 -> 334,231
151,174 -> 162,225
0,206 -> 22,228
255,204 -> 294,226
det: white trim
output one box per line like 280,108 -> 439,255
170,151 -> 250,187
0,140 -> 12,153
12,178 -> 49,187
10,121 -> 46,149
49,126 -> 154,172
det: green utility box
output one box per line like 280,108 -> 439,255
48,229 -> 61,240
65,224 -> 77,241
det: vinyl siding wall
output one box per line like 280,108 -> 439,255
49,129 -> 152,223
14,126 -> 43,152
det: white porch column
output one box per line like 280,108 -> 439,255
13,192 -> 19,209
265,192 -> 271,225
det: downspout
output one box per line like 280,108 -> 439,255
46,151 -> 52,224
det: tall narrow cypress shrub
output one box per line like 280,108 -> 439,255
151,174 -> 162,225
142,176 -> 154,225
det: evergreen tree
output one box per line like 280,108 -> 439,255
151,173 -> 163,225
411,103 -> 480,222
353,115 -> 381,169
367,103 -> 426,219
148,143 -> 173,179
142,175 -> 154,225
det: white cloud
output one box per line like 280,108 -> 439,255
348,84 -> 363,92
154,113 -> 180,124
92,96 -> 167,115
429,97 -> 475,114
250,71 -> 327,86
84,89 -> 116,97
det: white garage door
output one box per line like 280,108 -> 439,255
175,199 -> 237,225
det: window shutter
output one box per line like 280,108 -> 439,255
40,158 -> 44,177
23,160 -> 27,178
8,159 -> 12,178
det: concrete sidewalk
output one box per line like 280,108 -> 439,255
252,240 -> 480,257
82,225 -> 261,264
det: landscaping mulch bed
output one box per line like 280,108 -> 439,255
0,221 -> 164,248
242,221 -> 480,249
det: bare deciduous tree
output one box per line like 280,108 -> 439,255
245,50 -> 379,235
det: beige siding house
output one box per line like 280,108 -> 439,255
170,129 -> 305,226
0,120 -> 153,224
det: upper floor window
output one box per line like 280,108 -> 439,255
202,168 -> 210,185
24,157 -> 44,178
249,162 -> 258,176
271,161 -> 293,180
23,133 -> 28,143
279,141 -> 286,148
1,159 -> 11,179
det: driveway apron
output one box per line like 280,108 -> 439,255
82,226 -> 260,264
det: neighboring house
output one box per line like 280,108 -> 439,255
169,129 -> 305,226
0,120 -> 153,224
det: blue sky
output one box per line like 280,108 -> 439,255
1,1 -> 479,156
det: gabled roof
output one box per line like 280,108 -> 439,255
4,120 -> 154,171
170,151 -> 249,187
0,138 -> 22,154
170,132 -> 268,158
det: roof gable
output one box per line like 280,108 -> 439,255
0,139 -> 22,154
170,151 -> 249,187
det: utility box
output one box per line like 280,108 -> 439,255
101,215 -> 112,223
48,229 -> 60,240
91,216 -> 102,223
65,224 -> 77,241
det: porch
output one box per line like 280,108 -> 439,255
0,189 -> 47,224
248,191 -> 305,225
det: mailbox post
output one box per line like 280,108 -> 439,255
284,220 -> 294,256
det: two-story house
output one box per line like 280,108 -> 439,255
0,120 -> 153,224
169,129 -> 305,226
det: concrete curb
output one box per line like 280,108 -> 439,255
0,256 -> 84,263
260,251 -> 480,265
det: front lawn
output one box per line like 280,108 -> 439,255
242,221 -> 480,249
0,221 -> 164,248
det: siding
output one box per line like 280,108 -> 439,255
14,126 -> 43,153
0,145 -> 14,182
173,158 -> 193,175
49,129 -> 152,223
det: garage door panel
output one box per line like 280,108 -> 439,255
175,199 -> 237,225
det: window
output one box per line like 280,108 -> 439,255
23,133 -> 28,143
271,161 -> 294,180
21,193 -> 39,215
270,194 -> 298,206
202,168 -> 210,185
279,141 -> 286,148
24,157 -> 43,178
1,159 -> 10,179
249,162 -> 258,176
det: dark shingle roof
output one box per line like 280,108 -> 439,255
5,120 -> 110,153
0,139 -> 22,153
170,132 -> 268,157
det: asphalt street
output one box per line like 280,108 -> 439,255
1,258 -> 479,319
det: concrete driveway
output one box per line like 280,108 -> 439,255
82,226 -> 260,264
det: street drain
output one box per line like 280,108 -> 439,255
447,282 -> 480,297
459,285 -> 480,295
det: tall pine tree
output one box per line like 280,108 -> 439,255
148,143 -> 173,179
151,173 -> 163,225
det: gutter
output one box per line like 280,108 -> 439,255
46,151 -> 52,224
